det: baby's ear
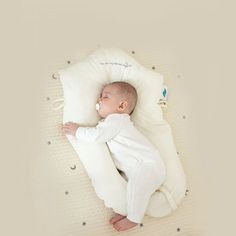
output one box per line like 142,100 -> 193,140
119,101 -> 128,110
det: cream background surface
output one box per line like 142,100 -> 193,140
0,1 -> 235,236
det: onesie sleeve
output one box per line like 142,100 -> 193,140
75,114 -> 123,143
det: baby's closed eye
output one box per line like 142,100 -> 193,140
101,95 -> 109,99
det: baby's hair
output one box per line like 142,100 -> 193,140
110,81 -> 138,115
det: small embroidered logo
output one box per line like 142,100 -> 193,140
100,62 -> 132,68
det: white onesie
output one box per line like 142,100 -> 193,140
75,113 -> 166,223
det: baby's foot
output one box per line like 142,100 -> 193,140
113,217 -> 138,231
109,213 -> 126,224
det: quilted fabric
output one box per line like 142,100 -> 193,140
58,47 -> 187,217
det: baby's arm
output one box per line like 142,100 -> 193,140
62,115 -> 123,143
75,117 -> 122,143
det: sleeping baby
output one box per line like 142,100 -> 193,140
62,81 -> 166,232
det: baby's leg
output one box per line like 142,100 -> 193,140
126,161 -> 165,223
113,161 -> 165,231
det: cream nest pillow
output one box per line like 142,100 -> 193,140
57,47 -> 187,218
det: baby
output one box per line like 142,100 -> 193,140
62,81 -> 166,232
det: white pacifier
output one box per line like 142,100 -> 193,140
95,103 -> 100,111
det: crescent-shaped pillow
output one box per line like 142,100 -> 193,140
57,47 -> 187,218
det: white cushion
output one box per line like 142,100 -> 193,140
58,47 -> 187,218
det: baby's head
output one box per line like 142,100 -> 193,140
97,81 -> 137,118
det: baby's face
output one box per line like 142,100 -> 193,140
97,85 -> 126,118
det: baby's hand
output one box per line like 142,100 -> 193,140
62,122 -> 79,136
